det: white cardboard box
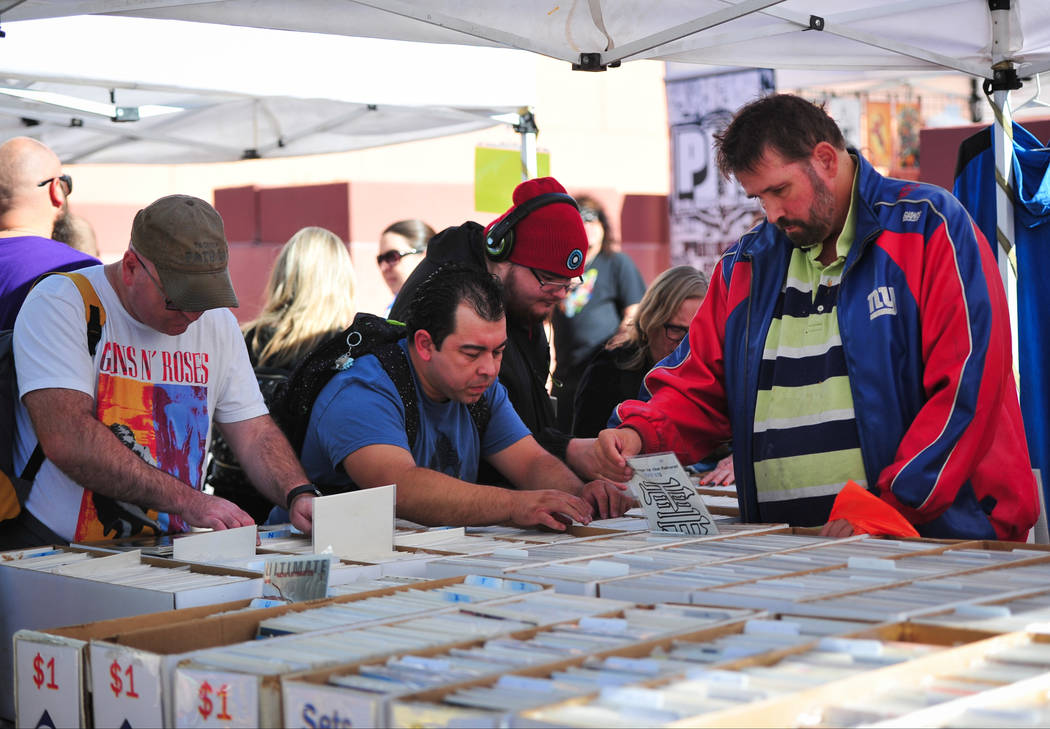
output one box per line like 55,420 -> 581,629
2,546 -> 262,722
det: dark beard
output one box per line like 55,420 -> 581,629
776,165 -> 835,248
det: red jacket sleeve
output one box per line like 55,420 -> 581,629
873,218 -> 1036,539
616,257 -> 738,463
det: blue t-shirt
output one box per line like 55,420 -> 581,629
301,339 -> 530,489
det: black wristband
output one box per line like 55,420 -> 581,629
286,484 -> 322,511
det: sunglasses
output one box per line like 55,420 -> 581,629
376,249 -> 421,266
132,249 -> 180,311
663,323 -> 690,342
528,266 -> 582,293
38,174 -> 73,196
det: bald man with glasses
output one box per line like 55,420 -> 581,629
0,137 -> 98,329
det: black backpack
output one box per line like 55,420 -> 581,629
275,312 -> 491,466
0,273 -> 105,521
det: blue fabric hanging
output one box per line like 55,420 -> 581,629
954,122 -> 1050,511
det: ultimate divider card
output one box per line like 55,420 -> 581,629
626,452 -> 719,536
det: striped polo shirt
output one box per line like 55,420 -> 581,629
752,174 -> 867,526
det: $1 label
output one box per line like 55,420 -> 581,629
32,652 -> 59,691
198,681 -> 233,721
108,659 -> 141,699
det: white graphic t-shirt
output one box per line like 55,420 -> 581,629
12,266 -> 266,542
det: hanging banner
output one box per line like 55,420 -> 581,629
666,68 -> 774,277
866,100 -> 893,170
897,100 -> 922,169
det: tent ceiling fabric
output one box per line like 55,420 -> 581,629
7,1 -> 1050,79
0,16 -> 536,163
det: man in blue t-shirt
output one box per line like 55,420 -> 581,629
301,265 -> 632,530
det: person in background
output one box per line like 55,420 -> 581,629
573,265 -> 706,439
377,219 -> 435,309
551,195 -> 645,431
52,212 -> 100,258
207,226 -> 357,522
593,94 -> 1037,541
0,137 -> 98,329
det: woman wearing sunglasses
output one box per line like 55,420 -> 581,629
376,219 -> 435,310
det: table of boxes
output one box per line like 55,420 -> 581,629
8,499 -> 1050,728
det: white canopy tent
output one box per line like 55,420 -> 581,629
5,2 -> 1050,247
5,3 -> 1049,447
0,15 -> 537,163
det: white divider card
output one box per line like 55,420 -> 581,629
282,680 -> 379,729
49,548 -> 141,576
174,668 -> 258,729
626,452 -> 719,536
15,636 -> 83,729
263,555 -> 330,602
312,485 -> 397,560
90,643 -> 163,729
173,524 -> 258,562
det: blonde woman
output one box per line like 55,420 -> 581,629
245,226 -> 358,370
208,226 -> 357,521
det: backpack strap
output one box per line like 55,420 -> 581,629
373,343 -> 492,451
57,272 -> 106,356
372,343 -> 421,449
468,397 -> 492,440
20,272 -> 105,482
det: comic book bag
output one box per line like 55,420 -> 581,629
0,272 -> 105,521
275,312 -> 491,463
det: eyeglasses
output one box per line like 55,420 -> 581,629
528,267 -> 582,293
376,249 -> 421,267
580,208 -> 600,223
131,249 -> 180,311
37,174 -> 73,196
663,323 -> 690,342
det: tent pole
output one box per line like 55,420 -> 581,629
988,0 -> 1020,372
515,108 -> 538,181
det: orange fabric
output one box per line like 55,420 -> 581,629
828,480 -> 919,538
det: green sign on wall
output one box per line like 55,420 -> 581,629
474,146 -> 551,213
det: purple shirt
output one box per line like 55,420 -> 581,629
0,235 -> 100,329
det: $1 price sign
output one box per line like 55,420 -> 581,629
32,653 -> 59,691
197,681 -> 233,721
109,659 -> 141,699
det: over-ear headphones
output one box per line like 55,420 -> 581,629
484,192 -> 579,262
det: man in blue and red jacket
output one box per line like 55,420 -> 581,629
594,94 -> 1036,541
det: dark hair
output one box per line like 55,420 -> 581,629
406,263 -> 505,349
382,219 -> 436,253
574,194 -> 618,255
715,94 -> 846,179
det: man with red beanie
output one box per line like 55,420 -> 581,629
390,177 -> 617,500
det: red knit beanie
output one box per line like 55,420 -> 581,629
484,177 -> 587,278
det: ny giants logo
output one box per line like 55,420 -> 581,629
867,286 -> 897,320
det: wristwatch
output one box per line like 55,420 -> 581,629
286,483 -> 322,510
